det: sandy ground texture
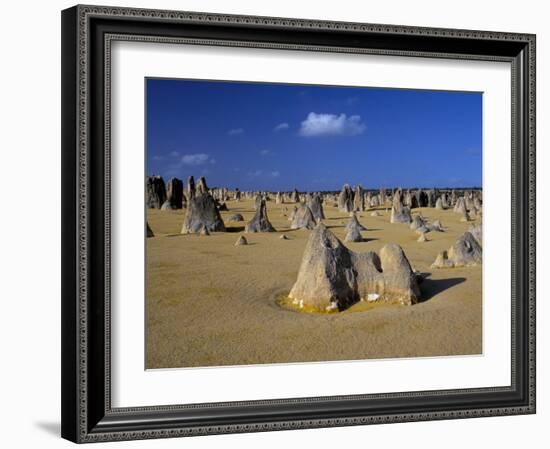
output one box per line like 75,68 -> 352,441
146,199 -> 482,369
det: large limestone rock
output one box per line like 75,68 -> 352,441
161,177 -> 184,210
288,225 -> 420,312
431,231 -> 482,268
181,183 -> 226,234
290,204 -> 316,230
354,243 -> 421,306
146,176 -> 166,209
469,223 -> 482,245
246,198 -> 275,232
306,193 -> 325,223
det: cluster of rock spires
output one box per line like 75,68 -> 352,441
146,174 -> 483,313
288,224 -> 420,312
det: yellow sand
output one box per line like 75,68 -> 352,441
146,199 -> 482,369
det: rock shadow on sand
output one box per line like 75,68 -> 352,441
419,276 -> 466,302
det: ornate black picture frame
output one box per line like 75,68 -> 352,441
61,4 -> 536,443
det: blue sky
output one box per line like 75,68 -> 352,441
146,79 -> 482,191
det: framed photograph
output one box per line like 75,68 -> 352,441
61,4 -> 536,443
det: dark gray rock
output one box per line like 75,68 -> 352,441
246,199 -> 275,232
146,176 -> 166,209
181,188 -> 226,234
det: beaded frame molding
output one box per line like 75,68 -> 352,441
61,4 -> 536,443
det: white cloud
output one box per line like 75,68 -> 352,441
180,153 -> 212,166
299,112 -> 366,137
260,149 -> 270,156
248,169 -> 263,177
274,122 -> 289,132
271,171 -> 280,178
169,150 -> 180,157
228,128 -> 244,136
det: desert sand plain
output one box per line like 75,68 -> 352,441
146,197 -> 482,369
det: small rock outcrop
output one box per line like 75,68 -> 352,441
288,225 -> 420,312
228,213 -> 244,222
345,226 -> 362,242
235,235 -> 248,246
246,199 -> 275,232
431,231 -> 482,268
346,213 -> 367,232
409,215 -> 426,231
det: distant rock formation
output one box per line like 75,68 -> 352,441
291,189 -> 300,203
181,177 -> 226,234
246,198 -> 275,232
288,224 -> 420,312
454,197 -> 467,215
161,177 -> 184,210
291,204 -> 316,230
306,193 -> 325,223
146,176 -> 166,209
353,185 -> 365,212
390,188 -> 412,224
338,184 -> 354,213
431,231 -> 482,268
